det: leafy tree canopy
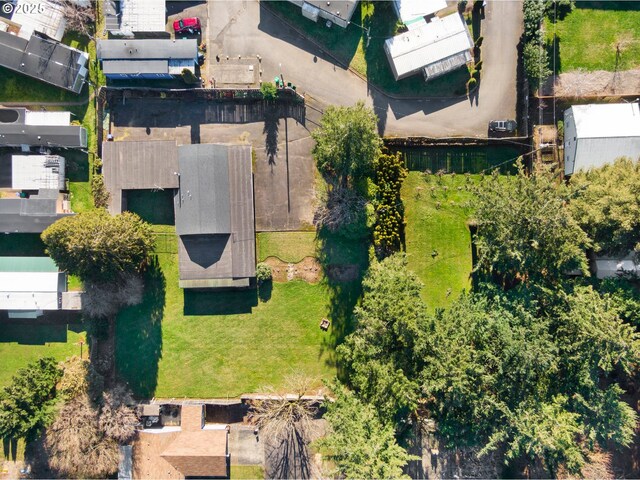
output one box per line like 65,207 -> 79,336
337,253 -> 430,422
473,164 -> 590,287
42,210 -> 155,283
317,381 -> 416,479
570,158 -> 640,256
0,358 -> 61,441
312,101 -> 382,188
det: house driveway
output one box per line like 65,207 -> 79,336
206,0 -> 523,137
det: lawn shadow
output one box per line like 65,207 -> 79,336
115,257 -> 165,399
0,322 -> 68,344
258,280 -> 273,303
0,233 -> 46,256
64,150 -> 90,183
575,1 -> 640,11
315,228 -> 369,379
183,288 -> 258,315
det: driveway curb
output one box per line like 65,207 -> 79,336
259,1 -> 474,102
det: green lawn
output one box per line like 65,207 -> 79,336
115,228 -> 336,398
401,172 -> 475,310
257,232 -> 317,263
265,1 -> 471,97
546,3 -> 640,72
231,465 -> 265,479
0,326 -> 85,388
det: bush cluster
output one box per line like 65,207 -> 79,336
373,152 -> 407,258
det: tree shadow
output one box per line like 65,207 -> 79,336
264,428 -> 314,479
575,1 -> 640,11
315,228 -> 369,379
183,288 -> 257,315
1,437 -> 18,461
263,106 -> 280,166
115,257 -> 165,399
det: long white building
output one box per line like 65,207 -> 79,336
564,102 -> 640,176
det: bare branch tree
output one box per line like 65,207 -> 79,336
82,274 -> 144,318
52,0 -> 96,39
252,374 -> 324,479
314,184 -> 369,233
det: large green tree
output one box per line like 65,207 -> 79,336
473,165 -> 590,287
41,210 -> 154,283
312,101 -> 382,188
570,158 -> 640,256
317,382 -> 415,479
0,358 -> 61,441
337,253 -> 430,421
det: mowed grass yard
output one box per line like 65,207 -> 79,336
402,172 -> 475,310
116,227 -> 336,399
257,231 -> 317,263
547,3 -> 640,72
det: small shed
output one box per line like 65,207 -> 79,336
384,13 -> 473,81
563,103 -> 640,176
594,253 -> 640,279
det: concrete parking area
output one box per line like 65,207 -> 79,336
108,96 -> 315,231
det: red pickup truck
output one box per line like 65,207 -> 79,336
173,17 -> 201,35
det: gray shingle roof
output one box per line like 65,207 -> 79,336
0,30 -> 89,94
0,108 -> 87,148
0,191 -> 72,233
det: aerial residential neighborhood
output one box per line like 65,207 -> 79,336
1,0 -> 640,479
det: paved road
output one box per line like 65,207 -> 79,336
206,0 -> 522,137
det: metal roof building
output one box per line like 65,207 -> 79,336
104,0 -> 167,36
0,29 -> 89,94
564,103 -> 640,176
175,144 -> 255,289
102,140 -> 179,214
0,189 -> 73,233
12,155 -> 66,191
393,0 -> 447,25
97,39 -> 198,79
11,0 -> 67,41
0,108 -> 87,149
384,12 -> 473,81
0,256 -> 66,317
285,0 -> 358,28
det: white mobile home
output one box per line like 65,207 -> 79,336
564,103 -> 640,176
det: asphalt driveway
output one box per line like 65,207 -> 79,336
206,0 -> 523,137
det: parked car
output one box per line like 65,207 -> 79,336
489,119 -> 517,133
173,17 -> 201,35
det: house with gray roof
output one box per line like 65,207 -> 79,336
0,108 -> 88,149
104,0 -> 167,37
97,39 -> 198,79
0,28 -> 89,94
102,141 -> 256,288
0,189 -> 73,233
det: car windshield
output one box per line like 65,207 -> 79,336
178,20 -> 184,28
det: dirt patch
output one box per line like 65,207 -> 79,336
325,264 -> 361,282
542,69 -> 640,97
263,256 -> 322,283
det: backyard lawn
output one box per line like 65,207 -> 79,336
115,228 -> 337,399
546,2 -> 640,72
401,172 -> 475,310
257,231 -> 317,263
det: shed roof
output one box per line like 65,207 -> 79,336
394,0 -> 447,24
384,13 -> 472,80
0,191 -> 72,233
97,39 -> 198,60
570,103 -> 640,139
304,0 -> 358,22
0,30 -> 88,93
